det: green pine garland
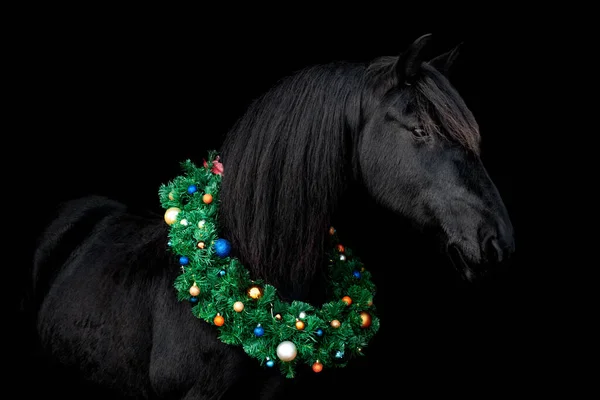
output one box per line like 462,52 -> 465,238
159,151 -> 380,378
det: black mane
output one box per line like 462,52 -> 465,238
220,62 -> 366,299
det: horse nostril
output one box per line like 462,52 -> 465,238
484,236 -> 504,264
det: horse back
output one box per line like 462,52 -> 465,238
34,196 -> 126,299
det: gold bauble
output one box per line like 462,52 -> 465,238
330,319 -> 341,328
189,283 -> 200,297
164,207 -> 181,225
247,286 -> 263,299
233,301 -> 244,312
168,192 -> 174,200
360,311 -> 372,328
197,241 -> 205,249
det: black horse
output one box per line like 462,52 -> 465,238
30,34 -> 514,399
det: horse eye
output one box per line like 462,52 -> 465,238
412,128 -> 429,138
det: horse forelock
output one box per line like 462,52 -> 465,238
365,56 -> 481,154
416,63 -> 480,154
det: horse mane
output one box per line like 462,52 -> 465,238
219,62 -> 365,299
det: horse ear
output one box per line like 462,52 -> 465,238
396,33 -> 433,84
428,43 -> 462,76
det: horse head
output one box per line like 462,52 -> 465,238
357,34 -> 515,281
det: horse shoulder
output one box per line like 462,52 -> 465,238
31,195 -> 166,395
31,195 -> 264,397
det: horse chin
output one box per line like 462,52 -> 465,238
447,244 -> 484,282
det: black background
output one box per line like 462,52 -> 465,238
9,8 -> 553,398
20,23 -> 521,235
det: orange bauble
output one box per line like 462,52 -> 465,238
202,193 -> 213,204
329,226 -> 335,235
295,320 -> 305,330
213,314 -> 225,326
337,244 -> 345,253
342,296 -> 352,306
360,311 -> 372,328
312,361 -> 323,373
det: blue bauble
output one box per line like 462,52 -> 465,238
266,359 -> 275,368
254,325 -> 265,337
179,256 -> 189,265
189,297 -> 198,303
315,328 -> 324,337
219,270 -> 226,277
214,239 -> 231,258
353,270 -> 361,279
187,185 -> 197,194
